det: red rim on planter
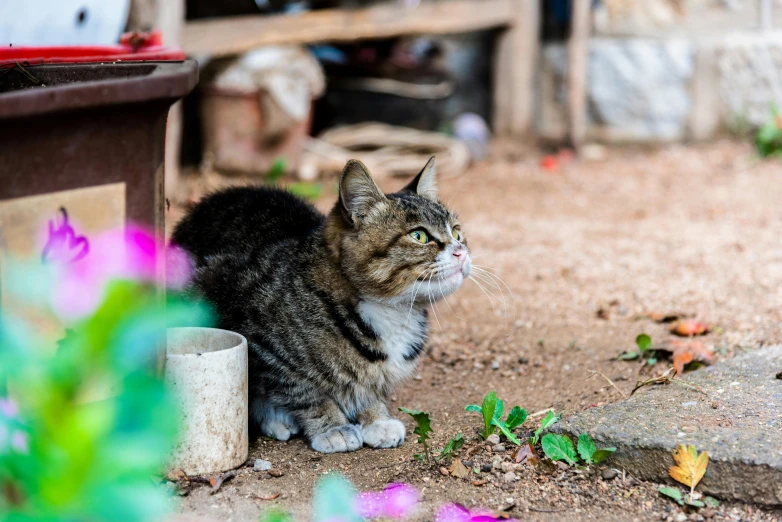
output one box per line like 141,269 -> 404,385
0,31 -> 185,66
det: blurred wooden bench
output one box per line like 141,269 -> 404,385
181,0 -> 540,136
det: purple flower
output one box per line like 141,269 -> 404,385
357,483 -> 419,520
435,503 -> 516,522
0,398 -> 18,418
50,225 -> 193,321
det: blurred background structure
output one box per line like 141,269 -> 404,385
5,0 -> 780,200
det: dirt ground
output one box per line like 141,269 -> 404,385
166,140 -> 782,521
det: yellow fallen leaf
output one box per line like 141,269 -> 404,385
669,444 -> 708,497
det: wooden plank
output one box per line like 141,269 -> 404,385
183,0 -> 514,57
492,0 -> 540,136
567,0 -> 591,149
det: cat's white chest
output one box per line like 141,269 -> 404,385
358,300 -> 426,377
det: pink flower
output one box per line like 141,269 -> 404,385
10,431 -> 28,454
49,225 -> 192,321
0,398 -> 18,418
435,504 -> 516,522
357,483 -> 419,520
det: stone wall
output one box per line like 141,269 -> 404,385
536,32 -> 782,143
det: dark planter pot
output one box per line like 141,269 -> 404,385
0,60 -> 198,229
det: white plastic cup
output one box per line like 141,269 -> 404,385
165,327 -> 248,475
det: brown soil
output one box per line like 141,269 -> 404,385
166,141 -> 782,522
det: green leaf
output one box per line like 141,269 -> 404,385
493,398 -> 505,421
531,411 -> 560,445
437,433 -> 465,462
659,486 -> 683,501
704,496 -> 720,508
259,509 -> 293,522
541,433 -> 577,465
465,405 -> 481,413
491,418 -> 521,445
618,351 -> 640,360
647,357 -> 657,366
480,391 -> 498,440
539,411 -> 560,431
266,157 -> 287,183
288,182 -> 322,201
591,448 -> 616,464
577,433 -> 597,464
505,406 -> 527,430
399,407 -> 433,460
684,499 -> 705,508
636,333 -> 652,352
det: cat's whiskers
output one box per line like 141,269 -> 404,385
406,266 -> 435,325
470,266 -> 517,325
425,270 -> 444,332
437,274 -> 462,320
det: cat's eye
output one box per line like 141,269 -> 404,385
409,230 -> 429,244
451,228 -> 462,241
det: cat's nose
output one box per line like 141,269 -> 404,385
453,249 -> 466,264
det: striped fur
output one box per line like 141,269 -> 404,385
171,158 -> 471,453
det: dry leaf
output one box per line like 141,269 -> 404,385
165,469 -> 188,482
670,320 -> 711,337
448,458 -> 470,479
253,492 -> 281,501
669,444 -> 709,497
514,443 -> 537,464
659,340 -> 715,375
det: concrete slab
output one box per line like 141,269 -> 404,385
557,345 -> 782,505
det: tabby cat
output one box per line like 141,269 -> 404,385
171,158 -> 471,453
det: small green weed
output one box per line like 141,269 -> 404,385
618,333 -> 659,365
540,432 -> 616,467
530,410 -> 560,446
399,407 -> 432,461
465,391 -> 527,445
755,105 -> 782,158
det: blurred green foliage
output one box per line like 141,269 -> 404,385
0,269 -> 212,521
755,105 -> 782,158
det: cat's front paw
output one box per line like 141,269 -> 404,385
310,424 -> 363,453
362,419 -> 406,449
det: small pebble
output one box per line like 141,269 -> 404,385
439,467 -> 450,476
463,460 -> 473,468
480,463 -> 492,472
253,459 -> 272,472
502,471 -> 518,483
675,513 -> 688,522
711,401 -> 722,409
492,444 -> 506,453
518,357 -> 529,365
601,468 -> 619,480
486,434 -> 501,445
681,401 -> 697,408
555,461 -> 569,471
491,360 -> 500,370
500,462 -> 515,473
268,469 -> 284,477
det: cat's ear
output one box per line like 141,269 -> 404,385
339,160 -> 386,222
402,156 -> 438,201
